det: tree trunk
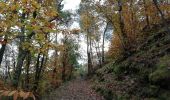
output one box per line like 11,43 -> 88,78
53,34 -> 58,79
62,34 -> 68,81
0,36 -> 7,66
95,41 -> 102,68
118,0 -> 126,39
68,64 -> 73,80
12,13 -> 27,88
38,55 -> 45,80
89,37 -> 93,67
62,50 -> 66,81
12,48 -> 27,88
153,0 -> 169,32
117,0 -> 130,56
33,53 -> 45,96
33,53 -> 41,91
143,0 -> 150,28
87,33 -> 92,75
25,52 -> 31,90
102,23 -> 108,64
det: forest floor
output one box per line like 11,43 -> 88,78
42,77 -> 105,100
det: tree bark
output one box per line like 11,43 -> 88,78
0,36 -> 7,66
87,32 -> 92,75
34,53 -> 40,91
89,37 -> 93,66
117,0 -> 130,56
25,52 -> 31,90
12,48 -> 27,88
12,12 -> 27,88
62,53 -> 66,81
33,53 -> 45,91
153,0 -> 169,32
102,23 -> 108,64
143,0 -> 150,29
95,41 -> 102,68
62,34 -> 68,81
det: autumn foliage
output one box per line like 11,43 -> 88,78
102,0 -> 170,59
0,0 -> 80,99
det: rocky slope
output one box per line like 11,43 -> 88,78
91,26 -> 170,100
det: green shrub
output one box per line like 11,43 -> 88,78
149,55 -> 170,87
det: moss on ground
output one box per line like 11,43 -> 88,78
92,28 -> 170,99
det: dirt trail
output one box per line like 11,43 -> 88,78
43,78 -> 104,100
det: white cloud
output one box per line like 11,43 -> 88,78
63,0 -> 81,10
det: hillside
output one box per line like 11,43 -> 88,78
91,27 -> 170,99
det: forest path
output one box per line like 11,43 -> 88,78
42,78 -> 104,100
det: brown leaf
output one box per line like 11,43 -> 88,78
29,92 -> 36,100
1,90 -> 10,96
19,91 -> 25,98
13,92 -> 18,100
0,90 -> 4,93
3,87 -> 8,90
23,92 -> 30,100
0,90 -> 5,99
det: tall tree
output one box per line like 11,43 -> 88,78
143,0 -> 150,28
102,22 -> 109,64
153,0 -> 169,32
0,36 -> 7,66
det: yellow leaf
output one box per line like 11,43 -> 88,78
21,0 -> 27,4
11,5 -> 16,11
0,2 -> 6,8
8,90 -> 17,96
